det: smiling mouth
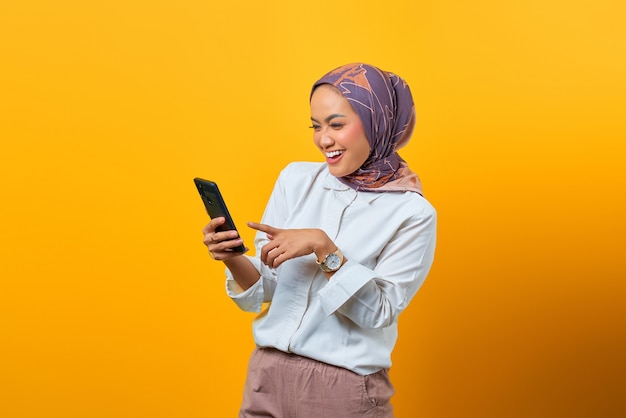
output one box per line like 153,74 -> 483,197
325,150 -> 344,158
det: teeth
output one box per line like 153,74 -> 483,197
326,150 -> 344,158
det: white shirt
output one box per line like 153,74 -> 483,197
225,162 -> 437,375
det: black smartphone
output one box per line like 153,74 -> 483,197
194,178 -> 246,253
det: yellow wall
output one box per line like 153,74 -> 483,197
1,1 -> 625,417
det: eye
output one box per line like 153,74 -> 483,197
309,124 -> 321,131
330,123 -> 344,129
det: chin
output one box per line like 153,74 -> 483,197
328,167 -> 350,178
329,163 -> 361,178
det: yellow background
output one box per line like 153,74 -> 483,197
1,0 -> 625,417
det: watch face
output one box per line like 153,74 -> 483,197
325,253 -> 342,270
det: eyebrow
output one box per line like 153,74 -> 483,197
310,114 -> 346,124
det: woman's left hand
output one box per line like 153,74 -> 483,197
247,222 -> 336,268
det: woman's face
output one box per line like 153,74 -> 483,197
310,85 -> 370,178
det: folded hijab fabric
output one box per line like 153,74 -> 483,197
312,63 -> 423,195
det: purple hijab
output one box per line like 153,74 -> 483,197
311,63 -> 423,194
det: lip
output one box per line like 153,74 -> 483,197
325,150 -> 345,164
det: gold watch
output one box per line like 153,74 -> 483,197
316,248 -> 344,273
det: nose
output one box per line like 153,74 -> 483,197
318,126 -> 334,149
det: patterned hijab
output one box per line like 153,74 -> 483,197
311,63 -> 423,194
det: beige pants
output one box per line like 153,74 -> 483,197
240,347 -> 394,418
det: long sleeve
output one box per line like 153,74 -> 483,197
225,164 -> 295,311
318,205 -> 437,328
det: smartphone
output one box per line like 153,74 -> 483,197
194,178 -> 246,253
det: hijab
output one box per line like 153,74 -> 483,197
311,63 -> 423,194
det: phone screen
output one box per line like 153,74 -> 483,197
194,178 -> 245,253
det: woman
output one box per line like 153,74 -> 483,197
202,63 -> 436,417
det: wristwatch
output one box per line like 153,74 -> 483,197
316,248 -> 344,273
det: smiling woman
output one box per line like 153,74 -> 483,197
310,84 -> 370,177
201,63 -> 437,417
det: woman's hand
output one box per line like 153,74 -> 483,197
202,217 -> 247,261
247,222 -> 336,268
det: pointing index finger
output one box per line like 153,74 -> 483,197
247,222 -> 278,235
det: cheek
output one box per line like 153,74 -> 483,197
342,126 -> 370,160
312,133 -> 322,149
341,124 -> 366,146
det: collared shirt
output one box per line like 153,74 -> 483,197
225,162 -> 437,375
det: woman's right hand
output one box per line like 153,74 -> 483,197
202,217 -> 247,261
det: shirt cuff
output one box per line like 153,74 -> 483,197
317,260 -> 375,316
225,255 -> 267,313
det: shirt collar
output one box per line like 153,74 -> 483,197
322,167 -> 384,204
